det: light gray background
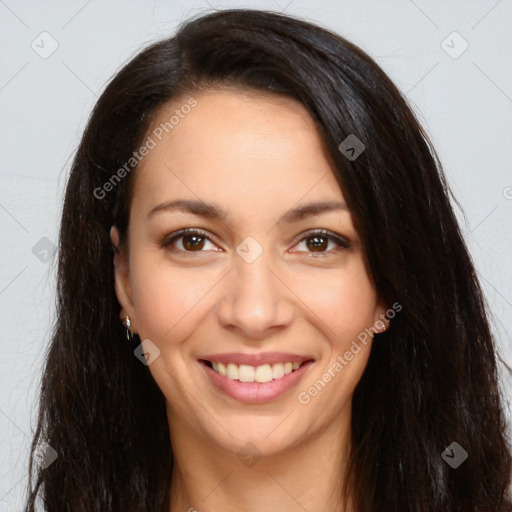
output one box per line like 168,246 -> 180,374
1,0 -> 511,509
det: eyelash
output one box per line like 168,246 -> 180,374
160,228 -> 351,256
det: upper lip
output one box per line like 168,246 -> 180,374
198,352 -> 314,366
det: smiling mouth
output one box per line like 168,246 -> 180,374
199,359 -> 313,384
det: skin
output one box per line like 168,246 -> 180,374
111,89 -> 388,512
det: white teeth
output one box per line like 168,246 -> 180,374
209,360 -> 306,383
254,364 -> 273,383
238,364 -> 255,382
226,363 -> 238,380
272,363 -> 284,379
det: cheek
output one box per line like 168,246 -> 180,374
129,252 -> 215,341
297,267 -> 377,410
297,263 -> 379,341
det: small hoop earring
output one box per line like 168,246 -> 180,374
375,319 -> 389,334
125,315 -> 134,342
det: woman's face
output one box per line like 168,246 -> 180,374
112,89 -> 387,456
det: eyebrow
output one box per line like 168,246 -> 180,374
147,199 -> 349,224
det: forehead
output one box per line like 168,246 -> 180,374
131,88 -> 345,222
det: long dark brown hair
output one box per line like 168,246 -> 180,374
24,8 -> 511,512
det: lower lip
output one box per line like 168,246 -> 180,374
200,360 -> 314,403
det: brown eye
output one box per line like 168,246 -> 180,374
161,229 -> 219,253
181,234 -> 206,251
161,228 -> 349,256
293,230 -> 350,255
305,235 -> 329,252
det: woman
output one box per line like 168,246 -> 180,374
25,8 -> 511,512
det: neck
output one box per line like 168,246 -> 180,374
168,408 -> 353,512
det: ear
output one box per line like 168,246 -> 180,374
110,225 -> 137,331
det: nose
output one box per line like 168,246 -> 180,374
215,249 -> 295,341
